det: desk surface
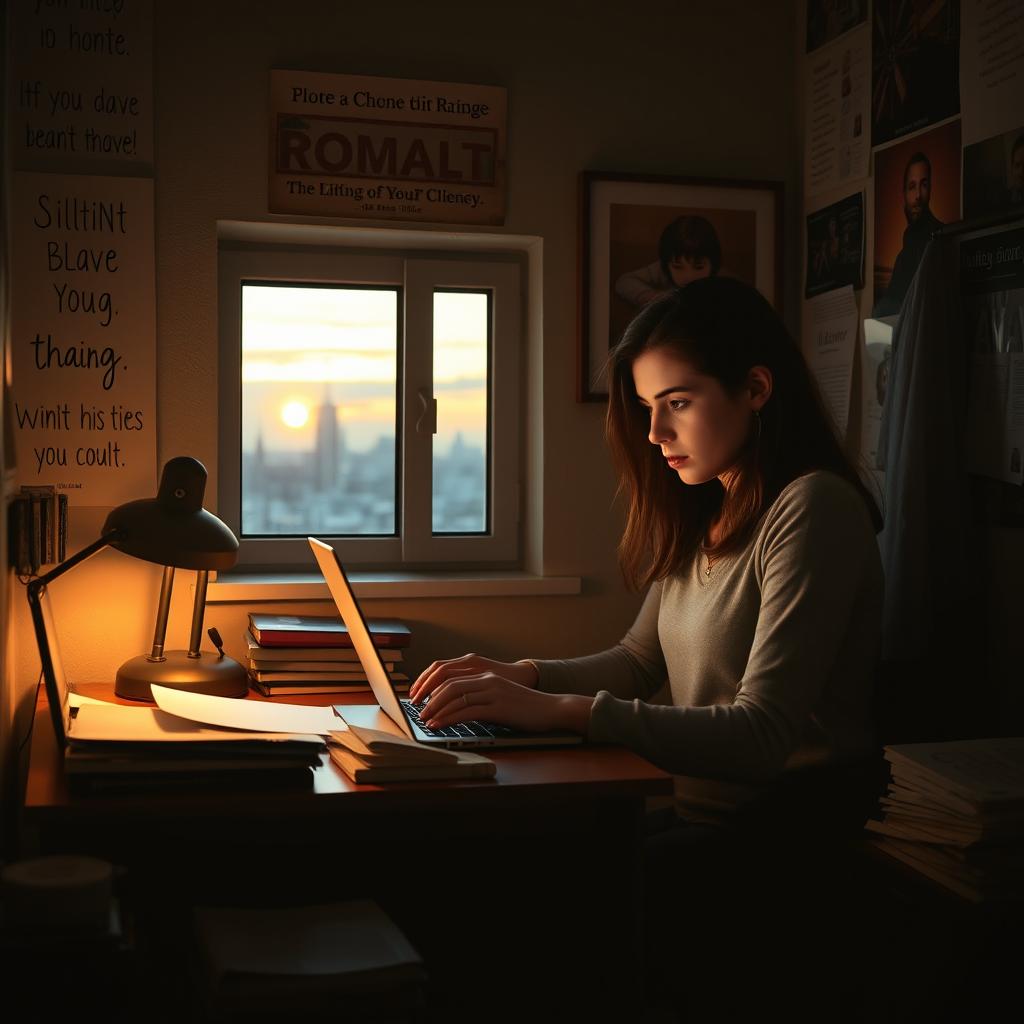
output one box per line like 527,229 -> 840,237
23,685 -> 671,1018
26,682 -> 673,815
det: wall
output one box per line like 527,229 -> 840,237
7,1 -> 798,699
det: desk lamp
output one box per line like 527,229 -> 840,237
27,457 -> 248,702
107,456 -> 248,701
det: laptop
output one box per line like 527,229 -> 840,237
309,537 -> 583,749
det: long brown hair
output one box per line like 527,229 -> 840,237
605,277 -> 880,590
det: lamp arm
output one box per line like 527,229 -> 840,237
25,529 -> 125,598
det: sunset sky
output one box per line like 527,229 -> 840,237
241,284 -> 488,455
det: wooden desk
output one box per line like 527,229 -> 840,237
23,684 -> 673,1020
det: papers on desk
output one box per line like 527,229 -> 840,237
71,703 -> 322,745
150,685 -> 343,736
63,687 -> 342,788
68,691 -> 119,708
68,686 -> 343,743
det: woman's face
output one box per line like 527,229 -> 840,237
668,255 -> 713,288
632,346 -> 758,487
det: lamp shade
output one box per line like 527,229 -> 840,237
102,457 -> 238,571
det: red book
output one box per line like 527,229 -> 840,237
248,614 -> 412,649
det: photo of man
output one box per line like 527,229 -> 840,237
964,125 -> 1024,220
873,119 -> 961,317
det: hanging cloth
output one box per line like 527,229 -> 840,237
876,237 -> 973,661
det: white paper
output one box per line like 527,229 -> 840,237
860,316 -> 897,477
71,702 -> 322,744
805,286 -> 859,438
150,684 -> 344,736
960,0 -> 1024,145
10,172 -> 157,505
8,0 -> 154,170
803,25 -> 870,197
68,691 -> 118,708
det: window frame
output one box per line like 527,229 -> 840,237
218,245 -> 522,571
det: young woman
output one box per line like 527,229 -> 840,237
409,277 -> 883,825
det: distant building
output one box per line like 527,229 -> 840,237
314,393 -> 345,492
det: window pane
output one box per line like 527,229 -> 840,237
240,283 -> 398,537
432,290 -> 489,534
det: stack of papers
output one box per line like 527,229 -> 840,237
865,737 -> 1024,901
63,686 -> 337,789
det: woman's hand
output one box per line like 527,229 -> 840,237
408,654 -> 593,734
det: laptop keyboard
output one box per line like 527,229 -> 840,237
403,700 -> 515,741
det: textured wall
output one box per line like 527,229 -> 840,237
9,0 -> 798,692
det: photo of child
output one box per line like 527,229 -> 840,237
579,172 -> 780,400
614,215 -> 722,307
607,205 -> 756,347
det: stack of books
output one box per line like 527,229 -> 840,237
11,484 -> 68,574
865,737 -> 1024,902
328,723 -> 495,784
245,614 -> 411,697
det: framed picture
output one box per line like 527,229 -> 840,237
577,171 -> 783,401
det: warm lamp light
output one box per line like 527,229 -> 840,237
107,456 -> 248,701
26,457 -> 248,702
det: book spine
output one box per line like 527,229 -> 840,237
253,633 -> 411,648
9,496 -> 33,576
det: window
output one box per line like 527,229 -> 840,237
219,247 -> 522,569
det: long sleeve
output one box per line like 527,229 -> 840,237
614,261 -> 670,305
546,474 -> 882,790
532,581 -> 668,701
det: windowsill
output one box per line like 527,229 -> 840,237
207,571 -> 582,603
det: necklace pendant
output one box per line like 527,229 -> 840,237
705,562 -> 712,577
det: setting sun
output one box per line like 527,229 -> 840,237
281,399 -> 310,429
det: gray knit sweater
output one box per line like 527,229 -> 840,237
534,471 -> 883,821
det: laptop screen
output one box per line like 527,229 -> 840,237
27,581 -> 72,748
308,538 -> 413,739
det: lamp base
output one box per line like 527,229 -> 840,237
114,651 -> 249,702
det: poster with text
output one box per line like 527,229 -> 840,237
11,172 -> 157,505
269,70 -> 507,225
960,0 -> 1024,146
872,119 -> 962,318
9,0 -> 153,171
806,192 -> 864,297
804,23 -> 870,196
805,286 -> 859,439
872,0 -> 960,147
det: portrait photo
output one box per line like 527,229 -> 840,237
805,191 -> 864,298
963,125 -> 1024,220
872,119 -> 961,318
578,173 -> 782,400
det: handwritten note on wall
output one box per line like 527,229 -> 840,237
11,172 -> 156,505
9,0 -> 153,171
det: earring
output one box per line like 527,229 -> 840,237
753,409 -> 762,444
